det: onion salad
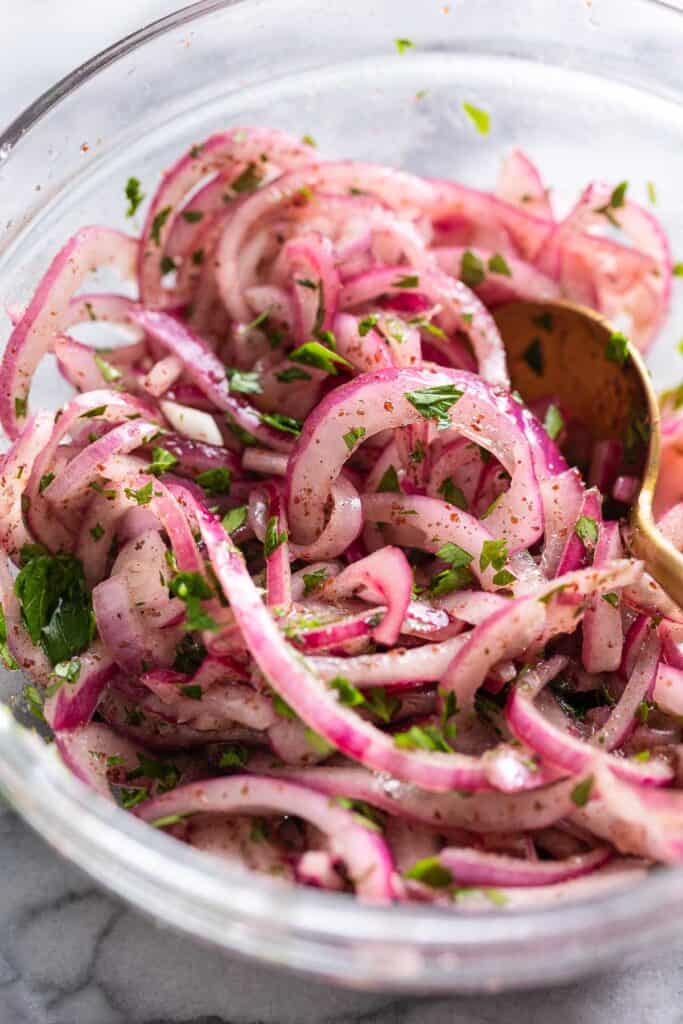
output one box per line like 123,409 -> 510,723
1,126 -> 682,908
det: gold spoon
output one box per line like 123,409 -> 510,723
492,299 -> 683,606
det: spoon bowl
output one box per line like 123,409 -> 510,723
493,299 -> 683,605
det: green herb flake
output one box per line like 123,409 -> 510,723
575,515 -> 599,548
38,472 -> 55,493
232,162 -> 263,194
119,787 -> 149,810
605,331 -> 629,366
428,566 -> 473,597
169,571 -> 218,633
438,477 -> 467,510
460,249 -> 486,288
394,723 -> 453,753
492,568 -> 516,587
395,38 -> 414,54
329,675 -> 365,708
219,745 -> 249,770
221,505 -> 248,534
14,396 -> 27,418
462,102 -> 490,135
260,412 -> 302,436
595,181 -> 628,223
480,538 -> 508,572
358,314 -> 380,337
488,252 -> 511,277
632,749 -> 651,762
150,205 -> 172,245
544,403 -> 564,441
125,177 -> 145,217
376,465 -> 401,493
523,338 -> 544,375
79,404 -> 108,419
196,467 -> 232,495
181,209 -> 204,223
150,813 -> 189,828
124,481 -> 154,506
173,634 -> 206,674
404,384 -> 463,429
673,262 -> 683,277
148,447 -> 179,476
93,354 -> 122,384
191,249 -> 204,266
405,856 -> 453,887
15,550 -> 92,665
289,340 -> 351,375
302,568 -> 328,595
365,687 -> 400,724
160,255 -> 176,275
53,657 -> 81,684
647,181 -> 657,205
264,516 -> 288,558
436,542 -> 473,568
276,366 -> 312,383
272,692 -> 296,720
392,274 -> 419,289
343,426 -> 366,451
180,684 -> 202,701
570,775 -> 594,807
0,606 -> 19,670
226,367 -> 262,395
602,591 -> 619,608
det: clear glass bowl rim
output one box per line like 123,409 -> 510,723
1,0 -> 683,990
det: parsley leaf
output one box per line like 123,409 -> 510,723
575,515 -> 599,547
219,745 -> 249,770
226,367 -> 262,395
14,550 -> 92,665
343,426 -> 366,451
605,331 -> 629,366
124,481 -> 154,506
221,505 -> 248,534
462,102 -> 490,135
150,205 -> 172,245
438,477 -> 467,510
180,684 -> 202,700
570,775 -> 594,807
14,396 -> 27,419
289,340 -> 352,375
264,516 -> 287,557
394,723 -> 453,753
602,591 -> 619,608
544,403 -> 564,441
39,472 -> 55,493
436,542 -> 473,568
376,465 -> 401,493
169,572 -> 218,632
0,605 -> 19,670
395,38 -> 414,54
405,856 -> 453,887
181,209 -> 204,223
196,467 -> 232,495
488,252 -> 511,276
260,412 -> 302,436
231,162 -> 263,194
480,538 -> 508,572
460,249 -> 486,288
302,568 -> 328,595
125,177 -> 145,217
173,635 -> 206,674
276,366 -> 312,383
365,687 -> 400,723
329,675 -> 365,707
393,274 -> 419,289
147,447 -> 178,476
358,314 -> 380,337
428,566 -> 474,596
405,384 -> 463,429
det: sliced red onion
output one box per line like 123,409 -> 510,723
496,148 -> 553,221
321,547 -> 412,646
582,521 -> 624,673
135,775 -> 395,902
438,845 -> 610,887
44,643 -> 117,731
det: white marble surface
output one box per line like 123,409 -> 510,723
2,3 -> 683,1022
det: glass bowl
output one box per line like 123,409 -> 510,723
1,0 -> 683,992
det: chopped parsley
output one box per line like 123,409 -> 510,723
196,467 -> 232,495
181,209 -> 204,223
479,538 -> 508,572
460,249 -> 486,288
14,396 -> 27,418
602,591 -> 619,608
343,426 -> 366,451
160,255 -> 176,275
272,692 -> 296,719
438,477 -> 467,510
147,447 -> 178,476
605,331 -> 629,366
226,367 -> 262,395
436,542 -> 473,568
575,515 -> 599,548
570,775 -> 594,807
595,181 -> 628,224
647,181 -> 657,205
302,568 -> 328,595
392,274 -> 419,289
264,516 -> 288,558
301,133 -> 317,147
231,162 -> 263,194
358,314 -> 380,337
79,404 -> 108,419
14,549 -> 92,665
329,675 -> 365,708
488,252 -> 511,277
674,262 -> 683,277
191,249 -> 204,266
221,505 -> 248,534
180,684 -> 202,701
288,340 -> 351,375
405,856 -> 453,888
260,412 -> 302,436
38,472 -> 55,493
276,366 -> 312,383
124,481 -> 154,506
365,687 -> 400,724
404,384 -> 463,429
428,566 -> 473,597
150,205 -> 172,245
125,177 -> 145,217
395,38 -> 414,54
0,606 -> 18,670
173,635 -> 206,674
544,403 -> 564,441
394,723 -> 453,753
169,571 -> 218,632
462,102 -> 490,135
377,465 -> 401,493
94,354 -> 122,384
219,745 -> 249,770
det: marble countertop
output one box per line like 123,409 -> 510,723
1,4 -> 683,1022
